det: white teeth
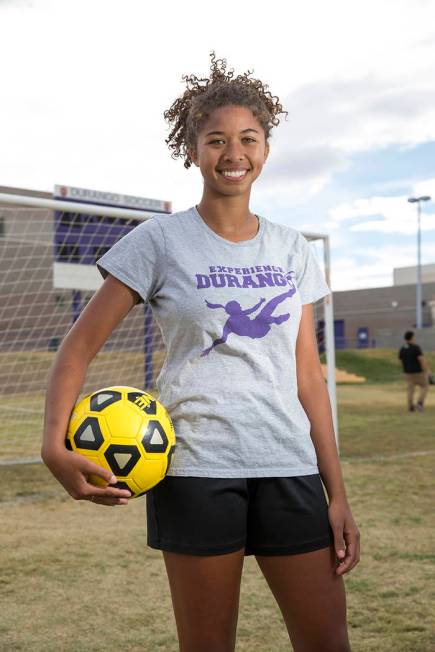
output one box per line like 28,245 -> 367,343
221,170 -> 247,178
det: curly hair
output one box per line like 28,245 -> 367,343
163,51 -> 288,169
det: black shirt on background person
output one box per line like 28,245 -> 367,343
398,341 -> 424,373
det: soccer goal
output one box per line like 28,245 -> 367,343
0,190 -> 337,465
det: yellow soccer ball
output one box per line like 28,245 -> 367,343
66,386 -> 176,497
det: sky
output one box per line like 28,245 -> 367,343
1,0 -> 435,291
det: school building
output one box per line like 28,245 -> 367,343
331,280 -> 435,351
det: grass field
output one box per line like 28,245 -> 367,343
321,348 -> 435,384
1,362 -> 435,650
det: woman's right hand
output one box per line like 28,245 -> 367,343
42,448 -> 132,506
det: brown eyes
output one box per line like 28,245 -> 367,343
208,137 -> 256,145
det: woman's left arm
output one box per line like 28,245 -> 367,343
296,303 -> 360,575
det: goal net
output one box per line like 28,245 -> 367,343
0,192 -> 336,465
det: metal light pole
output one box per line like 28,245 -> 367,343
407,195 -> 431,329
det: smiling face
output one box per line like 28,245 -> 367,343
188,105 -> 269,198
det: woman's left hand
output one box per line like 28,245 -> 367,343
328,497 -> 360,575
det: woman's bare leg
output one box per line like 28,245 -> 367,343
256,545 -> 351,652
163,548 -> 245,652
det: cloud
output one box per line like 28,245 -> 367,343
252,69 -> 435,206
330,240 -> 435,291
261,145 -> 349,183
287,76 -> 435,150
327,180 -> 435,234
274,73 -> 435,154
0,0 -> 34,6
366,85 -> 435,118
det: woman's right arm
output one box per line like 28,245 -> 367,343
41,274 -> 140,506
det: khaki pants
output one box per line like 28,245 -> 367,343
404,372 -> 429,408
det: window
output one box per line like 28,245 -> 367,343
58,242 -> 81,262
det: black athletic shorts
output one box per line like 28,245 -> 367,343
146,474 -> 334,556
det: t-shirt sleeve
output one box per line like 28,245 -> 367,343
96,217 -> 166,303
295,232 -> 331,305
416,345 -> 423,356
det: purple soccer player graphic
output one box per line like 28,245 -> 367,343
201,272 -> 297,357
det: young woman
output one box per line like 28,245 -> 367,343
42,53 -> 360,652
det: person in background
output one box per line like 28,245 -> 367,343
398,330 -> 430,412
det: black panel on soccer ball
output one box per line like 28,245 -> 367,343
104,444 -> 141,476
127,392 -> 157,415
166,444 -> 176,472
112,481 -> 131,492
74,416 -> 104,450
65,437 -> 73,451
141,420 -> 168,453
135,487 -> 151,497
90,390 -> 122,412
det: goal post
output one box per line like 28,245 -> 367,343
304,231 -> 338,442
0,191 -> 337,465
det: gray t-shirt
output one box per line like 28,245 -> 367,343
97,205 -> 331,478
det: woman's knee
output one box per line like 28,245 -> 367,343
180,638 -> 237,652
291,629 -> 351,652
